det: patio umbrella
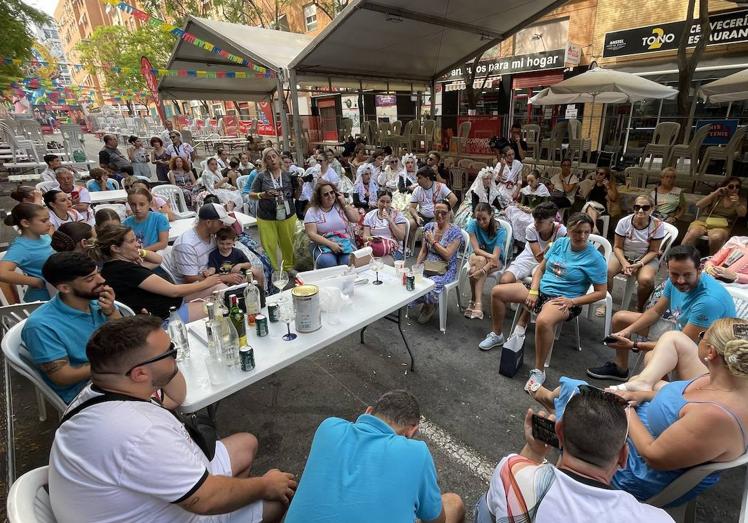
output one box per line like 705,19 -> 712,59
529,66 -> 678,152
700,69 -> 748,117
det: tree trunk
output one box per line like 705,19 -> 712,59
172,100 -> 182,114
463,51 -> 490,113
676,0 -> 710,142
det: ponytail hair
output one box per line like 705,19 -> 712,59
10,186 -> 36,203
4,203 -> 45,228
51,222 -> 93,252
87,223 -> 131,262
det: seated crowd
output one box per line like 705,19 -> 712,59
4,121 -> 748,522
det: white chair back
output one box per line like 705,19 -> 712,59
35,181 -> 59,194
497,218 -> 514,266
91,203 -> 127,221
152,184 -> 196,219
7,465 -> 56,523
588,234 -> 612,263
659,222 -> 679,262
236,175 -> 250,193
1,321 -> 67,416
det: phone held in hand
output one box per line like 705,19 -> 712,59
603,335 -> 620,345
531,414 -> 559,448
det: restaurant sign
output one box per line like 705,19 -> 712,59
444,49 -> 565,81
603,8 -> 748,58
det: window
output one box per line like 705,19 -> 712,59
303,4 -> 318,32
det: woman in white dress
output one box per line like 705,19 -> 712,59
199,157 -> 243,209
352,164 -> 379,210
494,146 -> 523,206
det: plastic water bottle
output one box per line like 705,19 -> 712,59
205,302 -> 221,360
220,310 -> 240,368
167,306 -> 190,361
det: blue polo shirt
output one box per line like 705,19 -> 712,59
123,211 -> 169,249
466,219 -> 508,264
21,295 -> 108,403
3,235 -> 53,302
285,414 -> 443,523
663,273 -> 735,330
540,237 -> 607,298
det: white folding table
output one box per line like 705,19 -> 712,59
178,267 -> 434,413
89,189 -> 128,204
168,212 -> 257,242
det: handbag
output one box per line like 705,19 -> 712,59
60,389 -> 218,460
423,259 -> 448,276
369,236 -> 399,257
706,216 -> 729,229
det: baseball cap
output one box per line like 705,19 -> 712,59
198,203 -> 236,226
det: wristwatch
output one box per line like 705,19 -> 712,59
632,340 -> 640,353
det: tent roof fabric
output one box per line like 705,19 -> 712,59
158,17 -> 313,101
700,69 -> 748,103
289,0 -> 568,83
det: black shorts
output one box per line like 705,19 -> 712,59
532,292 -> 582,320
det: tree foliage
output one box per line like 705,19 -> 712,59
313,0 -> 349,20
0,0 -> 49,93
76,24 -> 174,95
140,0 -> 294,29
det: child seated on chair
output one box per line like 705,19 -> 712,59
464,203 -> 507,320
206,227 -> 264,287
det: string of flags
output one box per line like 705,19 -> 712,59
2,58 -> 273,80
102,0 -> 273,76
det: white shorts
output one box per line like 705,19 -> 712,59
506,252 -> 538,281
205,441 -> 263,523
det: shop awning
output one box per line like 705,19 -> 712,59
158,16 -> 313,101
700,68 -> 748,103
288,0 -> 569,84
612,54 -> 748,83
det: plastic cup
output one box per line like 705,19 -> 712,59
394,260 -> 405,277
205,359 -> 225,386
412,263 -> 424,282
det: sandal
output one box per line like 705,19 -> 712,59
469,309 -> 484,320
464,301 -> 475,317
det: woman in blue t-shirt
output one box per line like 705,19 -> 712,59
464,203 -> 507,320
478,213 -> 608,392
0,203 -> 54,302
122,187 -> 169,252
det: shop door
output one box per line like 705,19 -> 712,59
317,98 -> 339,141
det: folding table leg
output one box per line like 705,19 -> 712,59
396,308 -> 415,372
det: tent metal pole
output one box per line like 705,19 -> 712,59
597,102 -> 607,153
289,69 -> 305,165
276,73 -> 290,152
359,80 -> 365,123
622,102 -> 634,155
430,80 -> 436,117
655,99 -> 663,127
726,101 -> 732,118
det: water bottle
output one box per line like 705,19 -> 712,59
220,310 -> 240,368
243,278 -> 261,327
167,306 -> 190,361
244,270 -> 265,308
205,302 -> 221,360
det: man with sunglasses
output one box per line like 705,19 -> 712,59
49,316 -> 296,523
476,389 -> 672,523
21,252 -> 120,404
588,245 -> 735,381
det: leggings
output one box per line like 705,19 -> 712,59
256,215 -> 297,272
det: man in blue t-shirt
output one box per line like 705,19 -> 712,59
588,245 -> 736,381
285,390 -> 465,523
21,252 -> 120,403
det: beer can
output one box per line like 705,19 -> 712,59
268,303 -> 280,323
406,273 -> 415,291
256,314 -> 269,337
239,346 -> 255,371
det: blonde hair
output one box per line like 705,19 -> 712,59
661,166 -> 677,177
705,318 -> 748,378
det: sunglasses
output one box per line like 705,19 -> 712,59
125,343 -> 178,376
727,184 -> 740,190
434,209 -> 449,216
321,191 -> 336,197
633,204 -> 652,212
389,160 -> 398,164
169,134 -> 178,138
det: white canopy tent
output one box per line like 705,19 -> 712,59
528,67 -> 678,152
700,69 -> 748,117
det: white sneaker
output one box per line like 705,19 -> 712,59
503,331 -> 526,352
479,332 -> 505,351
524,369 -> 546,393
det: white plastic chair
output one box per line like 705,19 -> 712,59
619,222 -> 679,311
6,465 -> 56,523
646,451 -> 748,523
152,184 -> 196,219
236,175 -> 251,214
439,229 -> 471,333
35,181 -> 59,194
0,251 -> 29,306
91,203 -> 127,221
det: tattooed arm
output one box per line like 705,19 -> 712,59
39,359 -> 91,386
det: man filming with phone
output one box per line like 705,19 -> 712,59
475,394 -> 672,522
587,245 -> 735,382
21,252 -> 122,404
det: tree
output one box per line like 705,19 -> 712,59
77,24 -> 173,111
676,0 -> 710,142
463,51 -> 491,113
140,0 -> 293,29
313,0 -> 349,20
0,0 -> 49,94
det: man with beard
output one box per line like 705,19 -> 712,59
48,316 -> 296,523
21,252 -> 120,403
587,245 -> 735,381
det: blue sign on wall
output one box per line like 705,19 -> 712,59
695,119 -> 740,145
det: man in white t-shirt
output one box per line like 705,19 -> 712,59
407,167 -> 457,248
55,167 -> 94,225
475,394 -> 672,523
49,316 -> 296,523
171,204 -> 245,285
41,154 -> 62,182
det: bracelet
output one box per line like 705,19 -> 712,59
632,340 -> 640,353
528,289 -> 539,296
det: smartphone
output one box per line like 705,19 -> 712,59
603,335 -> 621,345
531,414 -> 559,448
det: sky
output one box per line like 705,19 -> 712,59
24,0 -> 59,17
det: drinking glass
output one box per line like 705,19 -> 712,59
412,263 -> 424,282
279,299 -> 297,341
371,257 -> 384,285
272,270 -> 289,292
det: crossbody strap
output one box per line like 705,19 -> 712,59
60,389 -> 150,425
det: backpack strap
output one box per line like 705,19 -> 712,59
60,390 -> 149,425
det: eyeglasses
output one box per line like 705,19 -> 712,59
389,160 -> 398,164
434,209 -> 449,216
727,184 -> 740,189
633,204 -> 652,212
169,134 -> 178,138
699,330 -> 707,340
125,343 -> 177,376
321,191 -> 335,197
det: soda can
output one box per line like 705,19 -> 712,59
268,303 -> 280,323
406,273 -> 415,291
239,346 -> 255,372
255,314 -> 269,337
